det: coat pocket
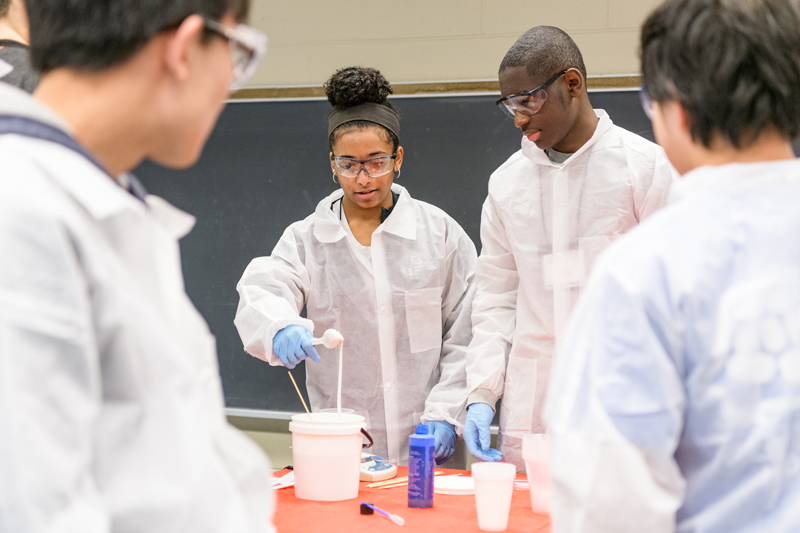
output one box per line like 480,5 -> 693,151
404,287 -> 443,353
578,235 -> 617,287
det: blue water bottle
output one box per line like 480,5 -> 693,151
408,424 -> 435,508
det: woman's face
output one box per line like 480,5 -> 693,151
330,126 -> 403,211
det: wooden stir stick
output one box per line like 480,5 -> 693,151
287,370 -> 312,420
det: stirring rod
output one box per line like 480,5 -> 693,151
360,502 -> 405,526
337,343 -> 343,418
287,370 -> 312,420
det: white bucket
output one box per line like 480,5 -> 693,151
289,412 -> 369,501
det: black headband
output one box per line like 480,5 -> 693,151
328,102 -> 400,140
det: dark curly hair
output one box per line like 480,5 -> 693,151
325,66 -> 400,151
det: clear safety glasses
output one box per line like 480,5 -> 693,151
204,19 -> 268,92
495,70 -> 568,118
332,153 -> 397,179
639,86 -> 654,120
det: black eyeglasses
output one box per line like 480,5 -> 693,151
495,70 -> 568,118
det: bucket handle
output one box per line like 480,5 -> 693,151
361,428 -> 374,449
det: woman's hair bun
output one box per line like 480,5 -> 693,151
324,66 -> 394,108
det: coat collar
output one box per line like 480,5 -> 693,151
0,83 -> 72,132
312,183 -> 417,243
521,109 -> 614,167
669,159 -> 800,205
0,84 -> 195,239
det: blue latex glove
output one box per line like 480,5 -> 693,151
272,325 -> 320,370
426,420 -> 457,465
464,403 -> 503,462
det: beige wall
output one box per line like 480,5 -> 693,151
246,0 -> 664,88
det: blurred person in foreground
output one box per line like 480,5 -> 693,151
545,0 -> 800,531
0,1 -> 273,532
0,0 -> 38,92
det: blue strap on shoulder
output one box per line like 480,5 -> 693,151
0,114 -> 148,204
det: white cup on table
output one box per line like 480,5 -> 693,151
522,433 -> 551,514
471,462 -> 517,531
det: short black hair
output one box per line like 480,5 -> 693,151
325,66 -> 400,152
27,0 -> 250,73
499,26 -> 587,82
0,0 -> 11,19
641,0 -> 800,148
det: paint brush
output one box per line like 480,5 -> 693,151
360,502 -> 404,526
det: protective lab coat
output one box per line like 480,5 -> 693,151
545,159 -> 800,532
235,184 -> 476,464
466,110 -> 675,470
0,84 -> 274,533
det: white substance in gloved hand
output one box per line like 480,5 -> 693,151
310,330 -> 345,415
312,329 -> 343,349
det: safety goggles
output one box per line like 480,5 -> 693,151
639,86 -> 654,120
495,70 -> 568,118
332,153 -> 397,179
204,19 -> 268,92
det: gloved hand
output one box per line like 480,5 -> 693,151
464,403 -> 503,462
426,420 -> 457,465
272,325 -> 320,370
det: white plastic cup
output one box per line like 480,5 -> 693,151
522,434 -> 551,514
471,462 -> 517,531
289,412 -> 366,501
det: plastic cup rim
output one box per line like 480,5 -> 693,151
471,462 -> 517,479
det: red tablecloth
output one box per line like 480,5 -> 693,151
273,467 -> 550,532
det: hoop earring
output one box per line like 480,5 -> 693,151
332,173 -> 339,184
394,168 -> 401,180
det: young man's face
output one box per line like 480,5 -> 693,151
650,99 -> 694,175
498,66 -> 576,151
149,14 -> 237,169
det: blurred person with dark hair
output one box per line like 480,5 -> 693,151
462,26 -> 675,469
0,1 -> 272,532
545,0 -> 800,531
0,0 -> 38,92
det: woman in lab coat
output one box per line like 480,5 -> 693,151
234,66 -> 477,465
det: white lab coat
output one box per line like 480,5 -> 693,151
466,110 -> 675,470
235,184 -> 476,464
545,159 -> 800,532
0,84 -> 274,533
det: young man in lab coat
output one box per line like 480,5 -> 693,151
463,26 -> 675,470
545,0 -> 800,530
0,1 -> 273,531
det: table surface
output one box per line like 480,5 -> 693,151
273,467 -> 551,532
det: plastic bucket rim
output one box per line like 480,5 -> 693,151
289,412 -> 366,436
